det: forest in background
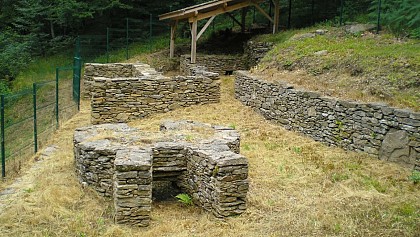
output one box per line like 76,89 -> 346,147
0,0 -> 418,89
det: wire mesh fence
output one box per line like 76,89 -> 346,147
76,16 -> 169,64
0,57 -> 81,178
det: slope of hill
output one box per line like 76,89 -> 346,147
252,25 -> 419,111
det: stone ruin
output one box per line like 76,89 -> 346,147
73,120 -> 249,227
83,63 -> 220,124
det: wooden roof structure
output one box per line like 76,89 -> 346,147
159,0 -> 280,63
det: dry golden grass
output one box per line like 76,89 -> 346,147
252,68 -> 419,112
0,76 -> 418,237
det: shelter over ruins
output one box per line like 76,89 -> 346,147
159,0 -> 281,63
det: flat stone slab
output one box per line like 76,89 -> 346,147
74,120 -> 248,227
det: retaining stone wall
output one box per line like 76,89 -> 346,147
180,54 -> 247,76
244,41 -> 274,68
74,121 -> 248,227
235,71 -> 420,171
89,63 -> 220,124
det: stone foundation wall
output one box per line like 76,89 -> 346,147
83,63 -> 158,98
74,121 -> 248,226
89,63 -> 220,124
244,41 -> 274,68
235,71 -> 420,170
180,54 -> 247,76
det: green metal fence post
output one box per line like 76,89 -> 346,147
376,0 -> 382,34
72,57 -> 82,111
126,18 -> 129,60
150,14 -> 153,40
106,27 -> 110,63
340,0 -> 344,26
55,67 -> 59,128
287,0 -> 292,29
1,95 -> 5,178
33,83 -> 38,153
75,36 -> 81,58
77,58 -> 81,111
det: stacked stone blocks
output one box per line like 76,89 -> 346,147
86,63 -> 220,124
235,71 -> 420,170
74,121 -> 249,226
180,54 -> 247,76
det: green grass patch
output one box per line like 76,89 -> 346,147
254,24 -> 419,110
12,51 -> 73,91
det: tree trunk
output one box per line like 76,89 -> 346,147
50,20 -> 55,38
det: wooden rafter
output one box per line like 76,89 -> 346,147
159,0 -> 276,63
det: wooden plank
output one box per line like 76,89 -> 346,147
191,19 -> 198,64
253,3 -> 273,23
159,0 -> 231,20
197,16 -> 216,40
190,1 -> 253,22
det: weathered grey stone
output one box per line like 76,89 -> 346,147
234,70 -> 419,171
74,121 -> 249,227
315,29 -> 328,35
290,33 -> 316,41
345,24 -> 376,34
180,54 -> 246,76
379,129 -> 414,168
314,50 -> 328,56
88,63 -> 220,124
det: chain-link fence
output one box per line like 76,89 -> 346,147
0,57 -> 81,178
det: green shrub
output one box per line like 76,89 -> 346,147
408,170 -> 420,184
175,193 -> 193,206
0,31 -> 32,81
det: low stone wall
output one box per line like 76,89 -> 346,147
244,40 -> 273,68
235,71 -> 420,170
180,54 -> 247,76
74,121 -> 248,227
90,63 -> 220,124
83,63 -> 159,98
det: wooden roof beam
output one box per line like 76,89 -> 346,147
159,0 -> 231,20
188,1 -> 254,23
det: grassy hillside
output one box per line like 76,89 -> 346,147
253,25 -> 420,111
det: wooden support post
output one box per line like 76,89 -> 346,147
191,18 -> 198,64
272,1 -> 280,33
170,21 -> 177,58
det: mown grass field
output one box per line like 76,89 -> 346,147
0,76 -> 418,237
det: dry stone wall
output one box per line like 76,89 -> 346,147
83,63 -> 158,98
235,71 -> 420,171
74,121 -> 249,227
180,54 -> 247,76
244,41 -> 274,68
89,63 -> 220,124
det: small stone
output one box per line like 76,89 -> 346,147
314,50 -> 328,56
